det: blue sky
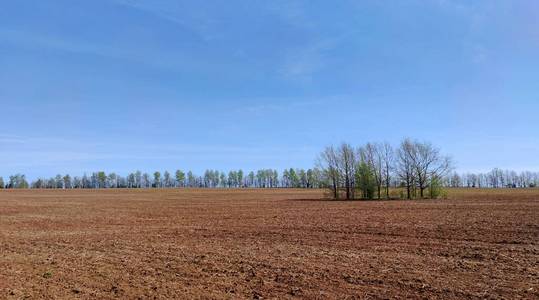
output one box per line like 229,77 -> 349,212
1,0 -> 538,179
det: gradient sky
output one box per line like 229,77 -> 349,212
1,0 -> 538,179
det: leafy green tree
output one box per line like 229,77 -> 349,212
356,162 -> 376,199
8,174 -> 29,189
219,173 -> 227,187
20,175 -> 29,189
289,168 -> 300,188
153,171 -> 161,188
175,170 -> 185,187
237,170 -> 244,187
272,170 -> 279,187
97,172 -> 107,188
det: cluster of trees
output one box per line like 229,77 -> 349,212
0,174 -> 29,189
318,139 -> 452,200
445,169 -> 539,188
0,168 -> 324,190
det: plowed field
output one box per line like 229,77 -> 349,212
1,188 -> 537,299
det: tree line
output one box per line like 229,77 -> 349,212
1,138 -> 537,199
0,168 -> 325,190
446,169 -> 539,188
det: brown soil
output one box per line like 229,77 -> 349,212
0,188 -> 538,299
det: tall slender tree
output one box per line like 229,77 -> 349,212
381,142 -> 394,199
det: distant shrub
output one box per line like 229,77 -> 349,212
429,177 -> 445,199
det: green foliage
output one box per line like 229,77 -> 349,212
175,170 -> 185,186
356,162 -> 376,199
237,170 -> 244,186
153,171 -> 161,188
288,168 -> 300,188
97,172 -> 107,188
8,174 -> 29,189
428,176 -> 445,199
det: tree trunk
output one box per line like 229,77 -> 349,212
345,175 -> 350,200
385,174 -> 390,199
332,179 -> 338,200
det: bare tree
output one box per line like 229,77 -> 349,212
397,138 -> 416,199
317,146 -> 340,199
140,173 -> 149,188
108,173 -> 118,188
400,139 -> 452,198
164,171 -> 172,188
338,143 -> 356,200
381,142 -> 394,199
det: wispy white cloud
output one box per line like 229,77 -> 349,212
234,95 -> 346,114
